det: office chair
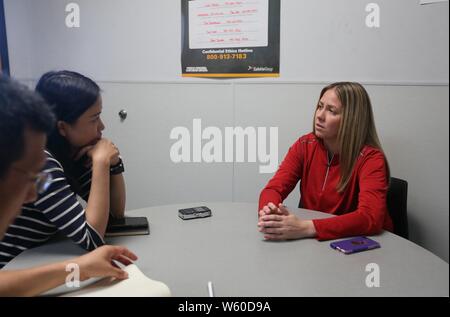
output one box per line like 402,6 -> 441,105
386,177 -> 409,239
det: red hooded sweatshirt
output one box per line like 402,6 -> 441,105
259,133 -> 393,240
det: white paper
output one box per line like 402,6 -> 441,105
62,264 -> 171,297
189,0 -> 269,49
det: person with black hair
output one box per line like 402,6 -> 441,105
0,76 -> 137,296
0,71 -> 126,268
0,77 -> 55,237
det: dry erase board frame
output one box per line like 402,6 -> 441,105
181,0 -> 280,78
0,0 -> 10,75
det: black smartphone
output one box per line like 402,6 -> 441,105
178,206 -> 212,220
106,216 -> 149,237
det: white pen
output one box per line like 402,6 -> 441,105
207,281 -> 214,297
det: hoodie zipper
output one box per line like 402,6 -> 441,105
322,153 -> 334,191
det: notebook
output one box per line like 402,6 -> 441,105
62,264 -> 171,297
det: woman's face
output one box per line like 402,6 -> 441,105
314,88 -> 343,145
58,96 -> 105,150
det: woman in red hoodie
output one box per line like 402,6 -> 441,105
258,82 -> 393,241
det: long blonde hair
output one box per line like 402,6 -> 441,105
313,82 -> 389,192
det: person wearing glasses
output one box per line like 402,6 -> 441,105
0,76 -> 137,296
0,71 -> 126,268
258,82 -> 393,241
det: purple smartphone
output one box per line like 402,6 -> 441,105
330,236 -> 380,254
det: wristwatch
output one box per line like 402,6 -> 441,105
110,158 -> 125,175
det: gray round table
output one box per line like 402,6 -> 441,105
4,202 -> 449,296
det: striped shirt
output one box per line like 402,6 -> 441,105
0,151 -> 105,269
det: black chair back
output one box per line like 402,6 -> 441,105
387,177 -> 409,239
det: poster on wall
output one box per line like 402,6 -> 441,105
181,0 -> 280,78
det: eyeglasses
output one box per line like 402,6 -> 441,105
12,167 -> 53,195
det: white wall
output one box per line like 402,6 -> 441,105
4,0 -> 449,262
5,0 -> 449,83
